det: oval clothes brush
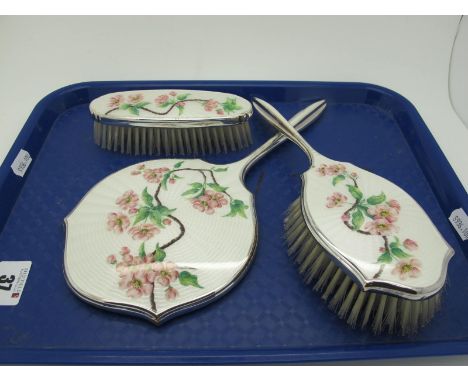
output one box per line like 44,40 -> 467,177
90,89 -> 253,156
64,100 -> 326,325
253,98 -> 454,336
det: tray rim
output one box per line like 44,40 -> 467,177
0,80 -> 467,365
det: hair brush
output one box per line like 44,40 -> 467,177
253,98 -> 454,336
90,89 -> 253,156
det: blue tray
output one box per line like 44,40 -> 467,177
0,81 -> 467,364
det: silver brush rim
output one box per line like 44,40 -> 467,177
284,198 -> 442,336
92,112 -> 251,128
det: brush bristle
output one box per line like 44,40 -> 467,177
284,198 -> 441,336
93,121 -> 252,155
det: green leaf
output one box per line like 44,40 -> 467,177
159,101 -> 171,108
149,210 -> 163,227
211,167 -> 228,172
346,185 -> 363,201
154,244 -> 166,262
179,271 -> 203,288
161,172 -> 172,190
389,241 -> 399,249
181,182 -> 203,196
119,103 -> 130,110
377,252 -> 393,264
176,93 -> 189,101
181,188 -> 201,196
173,174 -> 183,179
177,105 -> 184,115
351,209 -> 364,230
367,192 -> 386,205
138,242 -> 146,258
174,161 -> 184,169
390,247 -> 411,259
207,183 -> 228,193
357,205 -> 373,218
128,106 -> 139,115
133,206 -> 150,225
134,101 -> 150,108
149,205 -> 176,228
189,182 -> 203,188
332,175 -> 346,186
141,187 -> 153,207
224,199 -> 248,218
221,97 -> 242,113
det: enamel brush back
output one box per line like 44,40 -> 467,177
302,152 -> 454,300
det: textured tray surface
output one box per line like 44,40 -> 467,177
0,81 -> 466,364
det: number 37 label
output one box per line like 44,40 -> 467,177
0,261 -> 31,306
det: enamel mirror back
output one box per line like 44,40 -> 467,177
64,159 -> 255,324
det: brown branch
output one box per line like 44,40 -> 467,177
105,99 -> 209,116
372,236 -> 390,279
342,175 -> 370,235
160,215 -> 185,250
373,264 -> 385,279
105,107 -> 119,115
150,288 -> 156,312
152,184 -> 186,252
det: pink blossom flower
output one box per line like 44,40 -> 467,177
119,270 -> 154,298
127,93 -> 144,104
403,239 -> 418,251
341,213 -> 350,222
155,94 -> 169,105
350,172 -> 358,178
122,253 -> 134,264
108,94 -> 124,108
326,192 -> 348,208
143,169 -> 163,183
364,218 -> 398,235
326,164 -> 346,176
107,212 -> 130,233
155,262 -> 179,287
143,167 -> 170,183
116,190 -> 139,211
367,204 -> 399,223
391,258 -> 422,280
129,224 -> 160,240
191,190 -> 228,214
132,257 -> 144,266
387,199 -> 401,212
116,262 -> 128,273
144,255 -> 155,264
204,99 -> 219,112
216,109 -> 224,115
317,164 -> 328,176
120,247 -> 131,256
131,170 -> 141,175
169,91 -> 177,96
129,207 -> 138,215
165,286 -> 179,300
169,178 -> 176,184
163,218 -> 172,226
379,247 -> 386,253
145,270 -> 157,283
107,254 -> 117,264
177,102 -> 186,107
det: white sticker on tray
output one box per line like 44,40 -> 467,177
449,208 -> 468,241
0,261 -> 31,306
10,149 -> 32,177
